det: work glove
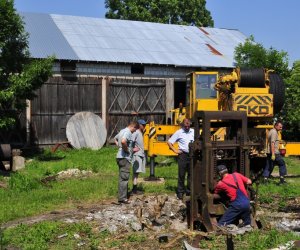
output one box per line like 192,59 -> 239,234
271,154 -> 276,161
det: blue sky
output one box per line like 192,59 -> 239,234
15,0 -> 299,66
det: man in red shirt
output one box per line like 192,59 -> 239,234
214,164 -> 252,226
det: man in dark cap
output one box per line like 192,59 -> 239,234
214,164 -> 252,227
131,119 -> 147,195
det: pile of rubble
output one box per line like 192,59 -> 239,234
56,168 -> 93,180
64,194 -> 187,233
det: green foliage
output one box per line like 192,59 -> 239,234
0,0 -> 29,82
105,0 -> 214,27
281,61 -> 300,140
0,0 -> 54,129
234,36 -> 290,78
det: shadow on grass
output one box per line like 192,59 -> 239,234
0,169 -> 11,177
21,147 -> 66,162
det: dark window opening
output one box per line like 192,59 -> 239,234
174,81 -> 186,108
131,65 -> 144,74
60,61 -> 77,72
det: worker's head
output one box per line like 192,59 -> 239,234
128,121 -> 139,133
274,121 -> 283,132
217,164 -> 228,177
137,119 -> 147,131
182,118 -> 191,132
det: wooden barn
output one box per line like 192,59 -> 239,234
6,12 -> 247,147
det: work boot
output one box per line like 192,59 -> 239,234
279,177 -> 287,185
131,185 -> 144,195
176,193 -> 183,200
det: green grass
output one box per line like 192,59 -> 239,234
2,221 -> 299,250
1,220 -> 148,250
199,229 -> 300,250
0,147 -> 178,223
258,156 -> 300,208
1,221 -> 105,250
285,157 -> 300,175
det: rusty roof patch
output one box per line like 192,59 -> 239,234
206,44 -> 223,56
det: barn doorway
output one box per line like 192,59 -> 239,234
174,81 -> 186,109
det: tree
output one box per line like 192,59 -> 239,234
0,0 -> 54,129
234,36 -> 290,78
282,61 -> 300,140
105,0 -> 214,27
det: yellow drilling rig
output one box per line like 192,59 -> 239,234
143,68 -> 299,231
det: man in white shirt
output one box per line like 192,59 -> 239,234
167,118 -> 194,200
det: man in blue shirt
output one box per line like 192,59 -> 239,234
131,119 -> 147,195
167,119 -> 194,200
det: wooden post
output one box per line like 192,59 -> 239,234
101,77 -> 108,129
165,78 -> 174,123
26,99 -> 31,145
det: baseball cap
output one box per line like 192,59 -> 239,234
137,119 -> 146,125
217,165 -> 227,173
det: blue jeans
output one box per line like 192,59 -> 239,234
263,154 -> 287,178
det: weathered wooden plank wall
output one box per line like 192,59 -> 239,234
31,77 -> 102,146
29,76 -> 168,146
106,77 -> 167,142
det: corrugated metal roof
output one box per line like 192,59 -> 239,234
20,12 -> 247,68
22,12 -> 79,60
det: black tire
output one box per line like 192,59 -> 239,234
239,68 -> 265,87
269,72 -> 285,114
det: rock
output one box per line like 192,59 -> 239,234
183,240 -> 201,250
77,241 -> 85,247
170,218 -> 188,231
130,221 -> 142,231
106,224 -> 118,233
276,218 -> 300,234
12,156 -> 25,171
57,233 -> 68,239
56,168 -> 93,179
270,241 -> 296,250
73,233 -> 81,239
